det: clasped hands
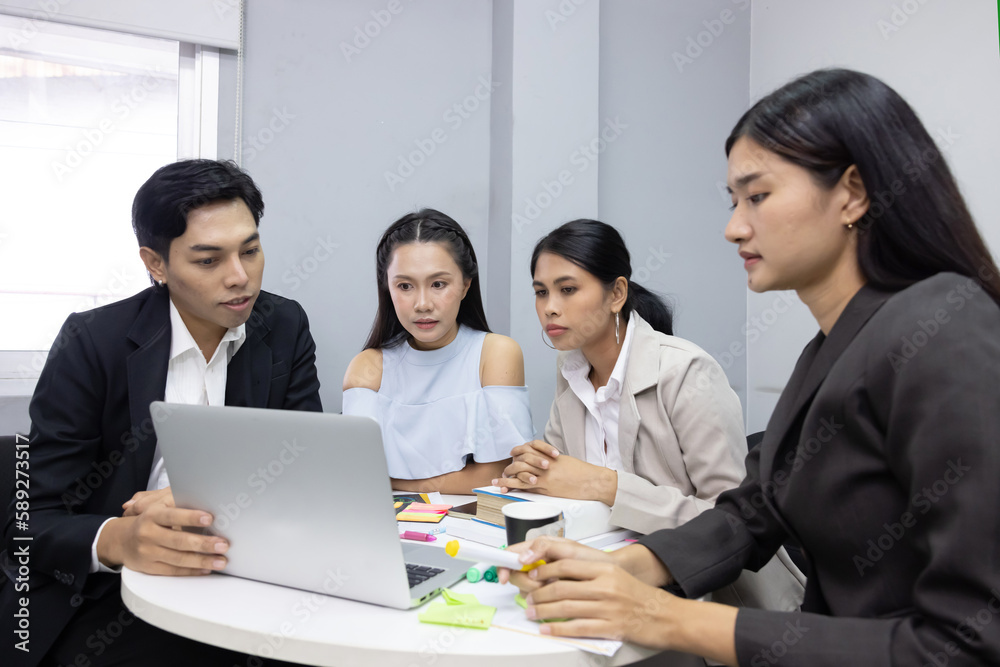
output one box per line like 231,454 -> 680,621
493,440 -> 618,506
95,487 -> 228,576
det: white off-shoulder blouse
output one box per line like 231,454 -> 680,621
343,326 -> 533,479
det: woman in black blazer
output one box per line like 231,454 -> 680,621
500,69 -> 1000,666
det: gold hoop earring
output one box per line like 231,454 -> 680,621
540,327 -> 556,350
615,312 -> 620,346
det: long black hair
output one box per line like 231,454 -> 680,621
530,219 -> 674,335
726,68 -> 1000,305
363,208 -> 491,350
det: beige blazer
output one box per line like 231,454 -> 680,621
543,312 -> 747,534
543,312 -> 805,614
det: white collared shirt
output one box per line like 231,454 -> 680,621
144,301 -> 247,489
560,314 -> 636,471
90,300 -> 246,573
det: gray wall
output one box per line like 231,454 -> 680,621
743,0 -> 1000,432
504,0 -> 602,433
598,0 -> 751,402
9,1 -> 995,439
239,0 -> 753,432
240,0 -> 495,412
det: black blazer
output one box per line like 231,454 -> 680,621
2,287 -> 322,664
639,273 -> 1000,666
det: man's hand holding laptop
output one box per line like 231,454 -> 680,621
122,487 -> 174,516
94,487 -> 230,576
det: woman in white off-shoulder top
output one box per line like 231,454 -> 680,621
342,209 -> 533,494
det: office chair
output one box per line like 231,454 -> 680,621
0,434 -> 20,593
0,435 -> 16,521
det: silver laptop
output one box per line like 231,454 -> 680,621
152,402 -> 466,609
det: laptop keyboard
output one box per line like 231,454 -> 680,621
406,563 -> 445,588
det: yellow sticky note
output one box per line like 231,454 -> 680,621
396,511 -> 445,523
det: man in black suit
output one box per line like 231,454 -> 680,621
2,159 -> 323,666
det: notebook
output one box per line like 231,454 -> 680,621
152,402 -> 466,609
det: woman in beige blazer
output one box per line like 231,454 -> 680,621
496,219 -> 804,613
495,219 -> 747,535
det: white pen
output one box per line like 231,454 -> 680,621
444,540 -> 545,572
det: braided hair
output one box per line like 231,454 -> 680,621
363,208 -> 491,350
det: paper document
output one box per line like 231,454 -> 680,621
472,585 -> 622,656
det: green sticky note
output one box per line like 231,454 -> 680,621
441,589 -> 480,606
419,588 -> 496,629
513,593 -> 569,623
419,602 -> 496,629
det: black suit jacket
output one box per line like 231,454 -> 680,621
639,273 -> 1000,666
2,287 -> 322,664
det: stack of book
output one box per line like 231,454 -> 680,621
471,488 -> 522,526
445,518 -> 506,548
447,511 -> 636,550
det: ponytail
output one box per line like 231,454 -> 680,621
627,281 -> 673,335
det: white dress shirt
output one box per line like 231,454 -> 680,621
560,314 -> 636,471
90,300 -> 246,573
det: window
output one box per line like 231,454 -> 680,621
0,14 -> 219,389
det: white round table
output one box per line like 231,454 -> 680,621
121,567 -> 701,666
